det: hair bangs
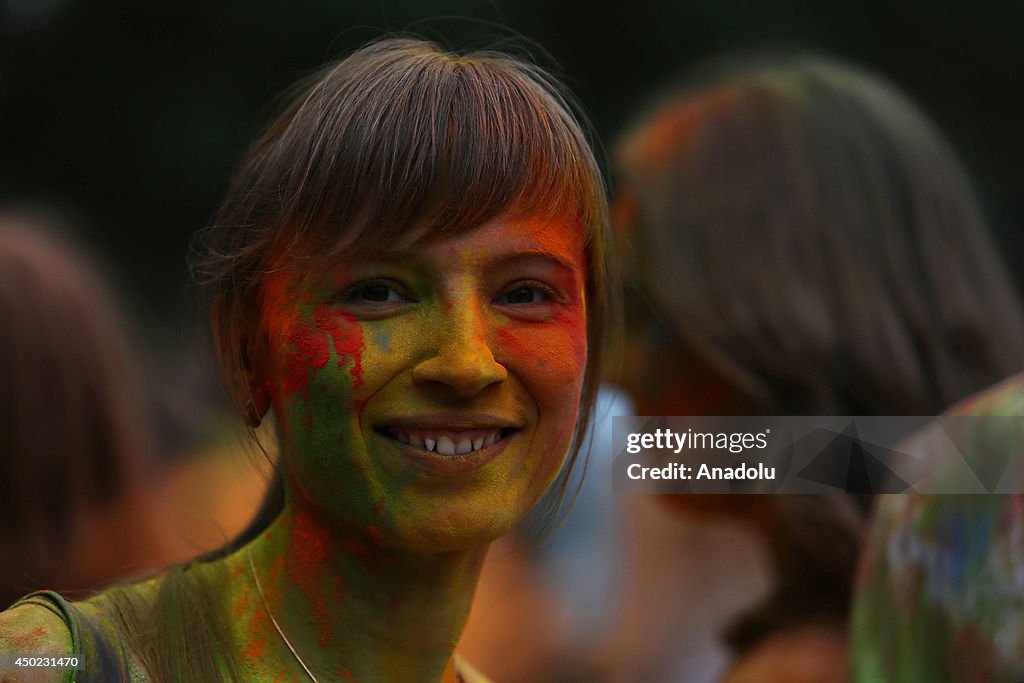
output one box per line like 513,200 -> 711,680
265,41 -> 600,266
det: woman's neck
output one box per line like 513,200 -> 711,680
226,497 -> 487,682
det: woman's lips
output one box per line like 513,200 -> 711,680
374,414 -> 521,458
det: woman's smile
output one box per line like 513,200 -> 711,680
256,209 -> 588,548
388,427 -> 509,456
369,412 -> 523,478
377,413 -> 520,454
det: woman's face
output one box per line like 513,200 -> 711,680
257,211 -> 588,550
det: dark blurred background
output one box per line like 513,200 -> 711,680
2,0 -> 1022,333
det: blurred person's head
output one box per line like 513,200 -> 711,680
0,213 -> 159,606
614,55 -> 1024,418
609,55 -> 1024,680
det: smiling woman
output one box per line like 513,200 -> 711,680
0,38 -> 613,682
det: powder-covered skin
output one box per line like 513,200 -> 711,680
851,373 -> 1024,682
221,211 -> 588,682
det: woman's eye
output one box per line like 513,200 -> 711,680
497,287 -> 548,305
355,283 -> 404,303
335,280 -> 413,314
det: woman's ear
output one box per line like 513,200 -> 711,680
241,335 -> 270,428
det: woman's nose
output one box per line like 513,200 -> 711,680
412,306 -> 508,397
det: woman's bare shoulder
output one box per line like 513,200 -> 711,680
0,601 -> 73,682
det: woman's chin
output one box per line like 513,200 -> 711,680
375,508 -> 524,553
421,523 -> 519,552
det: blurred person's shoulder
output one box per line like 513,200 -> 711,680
0,593 -> 74,682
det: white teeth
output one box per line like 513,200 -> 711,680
436,436 -> 456,456
392,428 -> 508,453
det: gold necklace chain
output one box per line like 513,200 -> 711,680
247,545 -> 320,683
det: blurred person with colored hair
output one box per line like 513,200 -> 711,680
607,55 -> 1024,682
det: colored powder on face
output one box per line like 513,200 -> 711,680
495,317 -> 584,380
552,307 -> 588,362
314,306 -> 365,388
283,326 -> 331,395
496,326 -> 533,361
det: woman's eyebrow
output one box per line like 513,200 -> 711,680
484,249 -> 581,274
372,247 -> 580,274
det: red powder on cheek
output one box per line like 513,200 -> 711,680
553,307 -> 587,366
282,327 -> 331,395
261,274 -> 346,401
314,307 -> 365,388
496,311 -> 586,380
496,325 -> 529,359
